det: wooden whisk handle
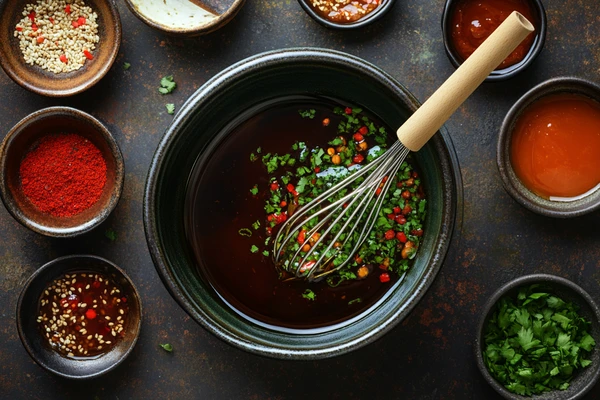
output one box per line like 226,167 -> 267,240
397,11 -> 535,151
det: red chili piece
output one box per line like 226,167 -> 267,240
353,133 -> 364,142
280,201 -> 287,207
65,4 -> 71,13
395,215 -> 407,225
32,23 -> 38,31
270,182 -> 279,191
358,126 -> 368,135
28,11 -> 36,21
314,167 -> 320,173
379,273 -> 391,283
352,154 -> 364,164
402,205 -> 412,215
85,309 -> 97,320
397,232 -> 408,243
384,229 -> 395,240
20,134 -> 107,218
298,230 -> 306,244
77,16 -> 86,25
287,183 -> 298,196
393,206 -> 401,214
83,50 -> 94,60
59,54 -> 68,63
37,36 -> 45,44
344,107 -> 352,115
16,27 -> 23,31
72,21 -> 79,28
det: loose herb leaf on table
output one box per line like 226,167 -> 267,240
483,284 -> 595,396
159,75 -> 177,94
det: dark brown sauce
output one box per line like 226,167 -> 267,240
184,98 -> 402,331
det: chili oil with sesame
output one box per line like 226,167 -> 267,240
37,272 -> 129,359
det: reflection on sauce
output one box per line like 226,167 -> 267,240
511,93 -> 600,199
308,0 -> 383,24
450,0 -> 537,69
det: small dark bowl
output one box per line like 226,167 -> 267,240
124,0 -> 245,37
17,255 -> 142,380
441,0 -> 546,81
144,48 -> 463,359
0,0 -> 121,97
475,274 -> 600,399
297,0 -> 397,30
0,107 -> 124,237
497,77 -> 600,218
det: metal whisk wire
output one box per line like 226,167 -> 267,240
273,142 -> 409,281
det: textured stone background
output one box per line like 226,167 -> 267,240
1,0 -> 599,398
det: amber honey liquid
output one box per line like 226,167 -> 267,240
184,98 -> 408,331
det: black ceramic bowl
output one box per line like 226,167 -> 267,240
497,77 -> 600,218
0,107 -> 124,237
475,274 -> 600,399
17,255 -> 142,379
441,0 -> 546,81
144,48 -> 462,359
297,0 -> 397,29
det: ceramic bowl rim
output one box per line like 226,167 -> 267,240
0,106 -> 125,237
16,254 -> 143,380
474,273 -> 600,399
123,0 -> 246,36
296,0 -> 398,30
441,0 -> 547,82
0,0 -> 122,97
143,47 -> 463,359
496,76 -> 600,218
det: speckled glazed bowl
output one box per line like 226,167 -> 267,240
124,0 -> 245,36
497,77 -> 600,218
17,255 -> 142,379
0,107 -> 124,237
0,0 -> 121,97
144,48 -> 463,359
297,0 -> 398,30
441,0 -> 546,82
475,274 -> 600,399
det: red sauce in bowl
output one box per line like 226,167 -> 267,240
510,93 -> 600,199
450,0 -> 537,69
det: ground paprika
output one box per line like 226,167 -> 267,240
19,133 -> 107,217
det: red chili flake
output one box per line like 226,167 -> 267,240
402,205 -> 412,215
37,36 -> 45,44
375,188 -> 382,196
412,171 -> 419,178
280,201 -> 287,207
266,227 -> 272,235
314,166 -> 320,173
342,202 -> 348,208
384,229 -> 395,240
353,133 -> 364,142
121,297 -> 127,303
270,182 -> 279,191
358,126 -> 368,135
275,212 -> 287,224
322,118 -> 330,127
402,190 -> 411,199
379,264 -> 388,271
397,232 -> 408,243
286,183 -> 298,196
16,27 -> 23,32
72,21 -> 79,28
85,309 -> 97,320
65,4 -> 71,13
344,107 -> 352,115
59,54 -> 68,63
412,228 -> 424,237
83,50 -> 94,60
379,273 -> 391,283
352,154 -> 364,164
31,23 -> 38,31
387,213 -> 395,220
267,214 -> 275,222
298,229 -> 306,244
77,16 -> 86,25
28,11 -> 36,21
395,215 -> 407,225
92,280 -> 101,289
381,176 -> 389,184
49,17 -> 54,24
393,206 -> 401,214
299,260 -> 316,274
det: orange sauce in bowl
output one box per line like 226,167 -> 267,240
510,93 -> 600,199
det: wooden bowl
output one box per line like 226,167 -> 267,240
0,107 -> 124,237
0,0 -> 121,97
124,0 -> 245,37
17,255 -> 142,379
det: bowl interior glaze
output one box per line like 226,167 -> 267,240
475,274 -> 600,399
144,48 -> 462,359
497,77 -> 600,218
17,255 -> 142,380
0,0 -> 121,97
0,107 -> 124,237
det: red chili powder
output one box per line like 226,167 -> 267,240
19,133 -> 107,217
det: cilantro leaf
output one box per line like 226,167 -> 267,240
302,289 -> 316,301
159,343 -> 173,352
166,103 -> 175,115
250,245 -> 259,253
159,75 -> 177,94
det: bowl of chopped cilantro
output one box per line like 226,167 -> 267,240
476,274 -> 600,399
144,48 -> 462,359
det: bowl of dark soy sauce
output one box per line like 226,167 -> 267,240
144,48 -> 463,359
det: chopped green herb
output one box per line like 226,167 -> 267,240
238,228 -> 252,237
123,62 -> 131,70
483,284 -> 595,396
250,153 -> 258,162
348,298 -> 362,305
299,109 -> 316,119
104,228 -> 117,241
302,289 -> 316,301
250,185 -> 259,196
166,103 -> 175,115
250,245 -> 259,253
252,220 -> 260,230
262,250 -> 270,256
159,343 -> 173,352
159,75 -> 177,94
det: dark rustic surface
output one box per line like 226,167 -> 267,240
1,1 -> 599,399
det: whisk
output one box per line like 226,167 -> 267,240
273,12 -> 534,282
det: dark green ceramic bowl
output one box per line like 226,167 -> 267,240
144,48 -> 462,359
